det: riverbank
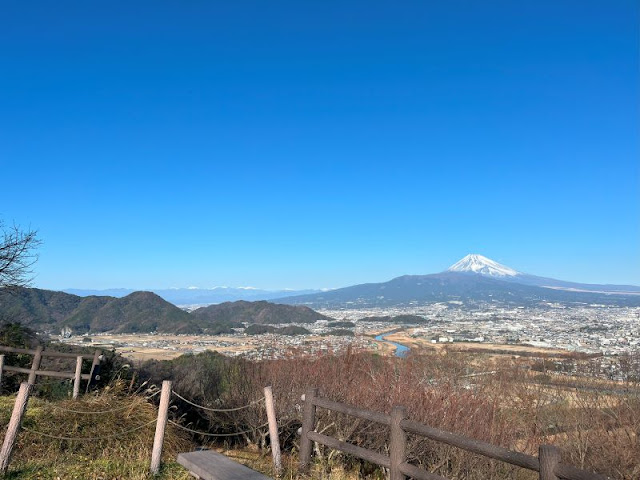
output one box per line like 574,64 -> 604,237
374,331 -> 410,357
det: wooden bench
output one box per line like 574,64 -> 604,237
177,450 -> 272,480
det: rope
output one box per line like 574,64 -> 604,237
171,390 -> 265,412
167,419 -> 270,437
43,390 -> 162,415
21,418 -> 157,441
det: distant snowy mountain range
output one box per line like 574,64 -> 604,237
278,254 -> 640,308
63,286 -> 322,306
65,254 -> 640,308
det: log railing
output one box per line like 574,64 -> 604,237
299,388 -> 609,480
0,345 -> 102,398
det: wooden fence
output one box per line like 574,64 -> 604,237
0,345 -> 102,398
299,388 -> 609,480
0,378 -> 281,476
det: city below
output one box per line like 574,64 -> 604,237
59,302 -> 640,380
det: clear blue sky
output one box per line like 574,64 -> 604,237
1,1 -> 638,290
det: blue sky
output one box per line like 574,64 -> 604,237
1,1 -> 638,290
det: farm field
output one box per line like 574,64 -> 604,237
66,330 -> 391,362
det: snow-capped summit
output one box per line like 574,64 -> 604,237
447,254 -> 519,277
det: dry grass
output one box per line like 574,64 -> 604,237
217,447 -> 370,480
210,350 -> 639,479
385,331 -> 573,356
0,384 -> 197,479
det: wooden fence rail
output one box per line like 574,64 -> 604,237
0,345 -> 102,398
0,345 -> 103,359
0,377 -> 280,476
299,388 -> 609,480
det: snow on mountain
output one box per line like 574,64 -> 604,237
447,254 -> 519,277
63,287 -> 323,306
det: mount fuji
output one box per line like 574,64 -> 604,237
279,254 -> 640,308
447,254 -> 640,294
447,254 -> 519,277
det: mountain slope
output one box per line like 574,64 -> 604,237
0,287 -> 92,328
495,273 -> 640,294
279,271 -> 640,308
0,287 -> 201,334
0,288 -> 333,334
63,291 -> 198,334
446,253 -> 640,293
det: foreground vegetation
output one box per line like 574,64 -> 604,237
0,322 -> 638,479
139,348 -> 639,480
0,385 -> 195,479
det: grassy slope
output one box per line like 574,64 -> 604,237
0,390 -> 359,480
0,391 -> 195,479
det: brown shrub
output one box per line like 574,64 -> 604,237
141,349 -> 639,479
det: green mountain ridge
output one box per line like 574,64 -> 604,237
191,300 -> 332,325
64,291 -> 198,334
0,287 -> 332,335
0,287 -> 198,334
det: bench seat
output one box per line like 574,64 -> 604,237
177,450 -> 271,480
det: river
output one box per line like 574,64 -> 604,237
374,332 -> 410,357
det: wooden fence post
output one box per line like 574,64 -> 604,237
539,445 -> 560,480
86,350 -> 102,393
264,386 -> 283,476
0,354 -> 4,393
150,380 -> 172,475
390,406 -> 408,480
299,387 -> 318,471
27,345 -> 43,385
72,355 -> 83,399
0,382 -> 32,474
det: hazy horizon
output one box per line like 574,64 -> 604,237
53,252 -> 640,292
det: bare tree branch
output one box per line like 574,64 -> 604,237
0,220 -> 42,289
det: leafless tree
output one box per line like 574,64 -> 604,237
0,220 -> 41,288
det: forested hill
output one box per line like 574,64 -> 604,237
0,287 -> 198,334
0,287 -> 333,335
191,300 -> 332,325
